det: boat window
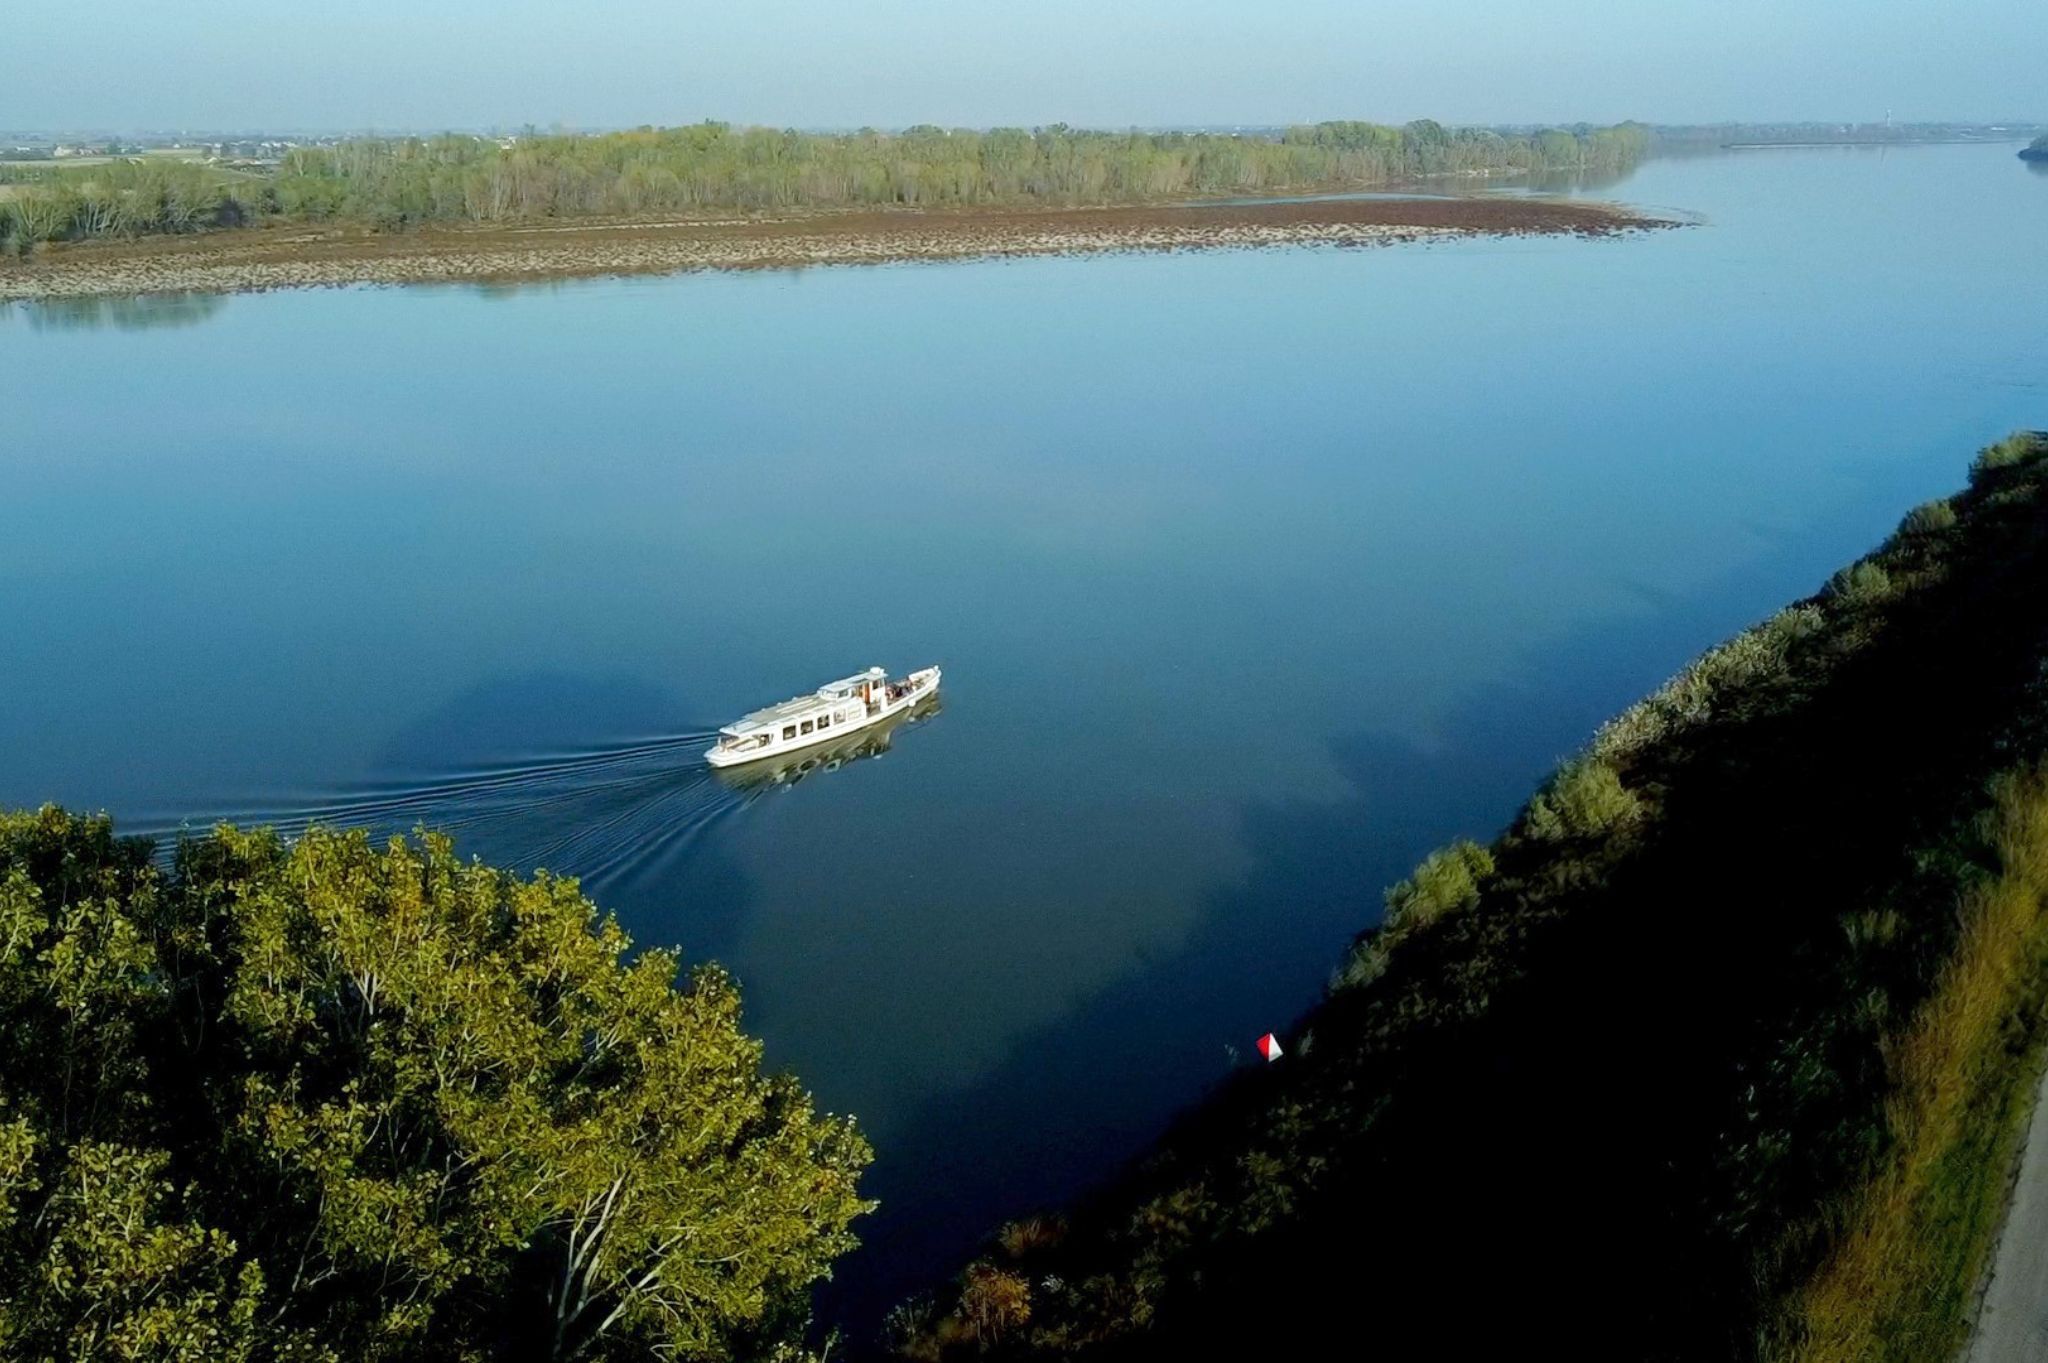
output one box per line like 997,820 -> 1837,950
801,719 -> 814,734
782,725 -> 796,741
818,714 -> 830,729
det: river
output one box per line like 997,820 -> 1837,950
3,140 -> 2043,1327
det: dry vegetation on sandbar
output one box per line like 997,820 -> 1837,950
0,194 -> 1668,300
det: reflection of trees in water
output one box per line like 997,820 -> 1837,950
16,292 -> 228,331
2026,159 -> 2048,180
1520,164 -> 1636,195
466,278 -> 572,302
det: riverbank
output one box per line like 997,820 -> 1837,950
0,195 -> 1672,300
889,433 -> 2048,1362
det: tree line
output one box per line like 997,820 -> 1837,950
0,119 -> 1650,251
0,158 -> 256,250
0,813 -> 869,1361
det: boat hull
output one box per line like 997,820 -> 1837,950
705,667 -> 941,768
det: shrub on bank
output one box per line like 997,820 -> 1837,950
1333,929 -> 1393,991
1969,433 -> 2046,484
997,1216 -> 1068,1258
1332,838 -> 1497,993
1899,499 -> 1958,537
1593,604 -> 1826,766
1382,839 -> 1496,929
1522,758 -> 1643,843
1826,559 -> 1895,606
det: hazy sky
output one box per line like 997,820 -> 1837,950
7,0 -> 2044,133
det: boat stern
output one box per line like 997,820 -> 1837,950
705,727 -> 770,767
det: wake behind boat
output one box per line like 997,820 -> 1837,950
705,666 -> 941,768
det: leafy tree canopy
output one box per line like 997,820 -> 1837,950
0,808 -> 869,1362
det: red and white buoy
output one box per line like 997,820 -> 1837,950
1256,1032 -> 1284,1063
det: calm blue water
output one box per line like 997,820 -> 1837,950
3,142 -> 2044,1325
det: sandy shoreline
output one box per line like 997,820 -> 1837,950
0,196 -> 1676,301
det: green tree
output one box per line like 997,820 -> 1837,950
0,809 -> 870,1363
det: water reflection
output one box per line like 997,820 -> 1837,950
11,291 -> 229,331
464,278 -> 578,302
1517,164 -> 1635,195
713,697 -> 944,795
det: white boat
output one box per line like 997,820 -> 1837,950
705,666 -> 942,768
712,693 -> 942,791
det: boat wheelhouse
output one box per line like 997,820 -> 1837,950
705,665 -> 941,768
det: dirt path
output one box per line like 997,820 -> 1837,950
1966,1058 -> 2048,1361
0,195 -> 1676,300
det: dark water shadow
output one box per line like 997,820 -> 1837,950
820,464 -> 1937,1343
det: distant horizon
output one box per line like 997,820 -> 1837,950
4,116 -> 2043,142
8,0 -> 2044,133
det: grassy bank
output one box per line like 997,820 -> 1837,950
1786,766 -> 2048,1362
890,432 -> 2048,1360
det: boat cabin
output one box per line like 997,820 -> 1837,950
709,667 -> 887,760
